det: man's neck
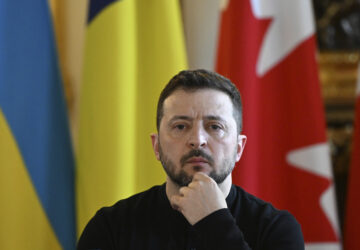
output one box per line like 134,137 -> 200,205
165,174 -> 233,202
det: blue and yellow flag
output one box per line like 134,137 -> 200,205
77,0 -> 187,234
0,0 -> 76,249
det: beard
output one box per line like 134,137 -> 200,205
158,143 -> 237,187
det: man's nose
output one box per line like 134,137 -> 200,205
187,126 -> 207,149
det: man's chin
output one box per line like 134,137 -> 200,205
170,169 -> 218,187
191,165 -> 210,173
168,172 -> 193,187
183,164 -> 212,176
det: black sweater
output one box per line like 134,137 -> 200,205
78,184 -> 304,250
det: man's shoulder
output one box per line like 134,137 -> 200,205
232,185 -> 297,223
78,185 -> 168,249
99,184 -> 165,216
234,184 -> 279,209
231,185 -> 303,247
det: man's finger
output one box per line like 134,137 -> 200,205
179,186 -> 190,196
170,195 -> 183,211
187,181 -> 198,189
192,172 -> 213,182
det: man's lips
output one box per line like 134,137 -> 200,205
186,157 -> 209,164
180,150 -> 214,167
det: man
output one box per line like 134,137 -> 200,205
78,69 -> 304,249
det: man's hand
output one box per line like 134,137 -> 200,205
170,172 -> 227,225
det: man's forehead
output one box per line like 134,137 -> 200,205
164,88 -> 231,104
162,89 -> 234,118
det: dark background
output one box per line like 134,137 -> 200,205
313,0 -> 360,236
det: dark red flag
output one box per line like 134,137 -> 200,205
216,0 -> 341,248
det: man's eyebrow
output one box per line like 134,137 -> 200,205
204,115 -> 225,122
168,116 -> 193,123
168,115 -> 226,123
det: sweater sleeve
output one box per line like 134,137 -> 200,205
193,208 -> 304,250
193,208 -> 252,250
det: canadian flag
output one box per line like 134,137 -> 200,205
344,66 -> 360,250
216,0 -> 341,249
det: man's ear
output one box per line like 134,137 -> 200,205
151,133 -> 160,161
236,134 -> 247,162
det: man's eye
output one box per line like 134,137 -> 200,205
210,124 -> 221,130
175,124 -> 186,130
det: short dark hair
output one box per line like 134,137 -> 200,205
156,69 -> 243,133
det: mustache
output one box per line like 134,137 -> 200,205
180,149 -> 214,166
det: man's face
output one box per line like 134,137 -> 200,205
151,89 -> 246,187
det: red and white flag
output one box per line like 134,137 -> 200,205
344,65 -> 360,250
216,0 -> 341,249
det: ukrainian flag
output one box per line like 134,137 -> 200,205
77,0 -> 187,234
0,0 -> 76,249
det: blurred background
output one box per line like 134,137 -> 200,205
314,1 -> 360,246
1,0 -> 359,249
312,0 -> 359,228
